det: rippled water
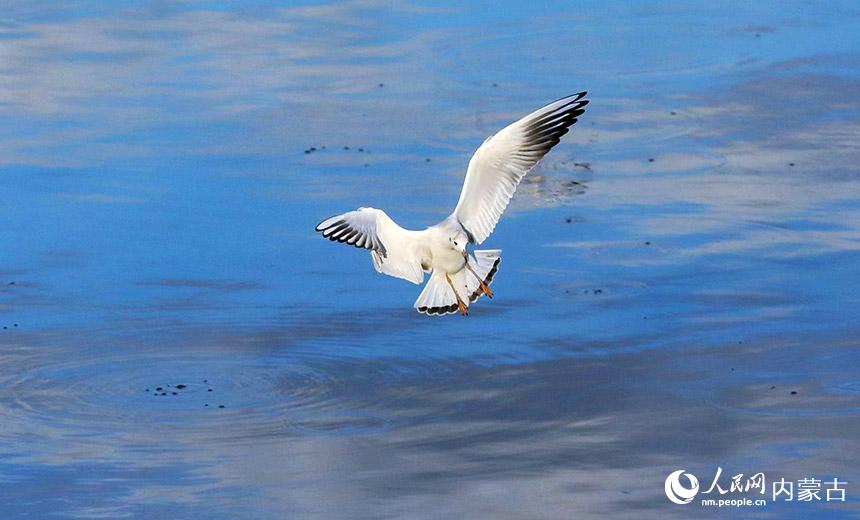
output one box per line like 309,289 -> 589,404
2,1 -> 859,518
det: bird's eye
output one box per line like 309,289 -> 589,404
453,241 -> 458,246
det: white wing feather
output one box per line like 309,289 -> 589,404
451,92 -> 588,244
315,207 -> 426,284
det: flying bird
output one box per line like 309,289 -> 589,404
316,92 -> 589,316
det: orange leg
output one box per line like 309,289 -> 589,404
445,273 -> 469,316
465,262 -> 493,298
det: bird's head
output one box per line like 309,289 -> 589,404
448,231 -> 468,257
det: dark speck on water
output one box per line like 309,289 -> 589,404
647,157 -> 655,162
176,384 -> 187,389
791,391 -> 798,395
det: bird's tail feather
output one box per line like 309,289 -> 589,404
414,249 -> 501,316
414,271 -> 462,316
465,249 -> 501,303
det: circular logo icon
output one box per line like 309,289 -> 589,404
664,470 -> 699,504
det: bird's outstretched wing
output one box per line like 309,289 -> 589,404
315,207 -> 425,284
316,207 -> 389,254
450,92 -> 588,244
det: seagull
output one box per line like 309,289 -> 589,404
315,92 -> 589,316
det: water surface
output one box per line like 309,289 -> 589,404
1,1 -> 859,518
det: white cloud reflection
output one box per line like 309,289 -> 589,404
0,1 -> 455,167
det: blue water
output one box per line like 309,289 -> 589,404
1,1 -> 859,518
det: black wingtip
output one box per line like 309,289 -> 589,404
546,91 -> 588,106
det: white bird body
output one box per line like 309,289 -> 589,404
424,222 -> 469,273
316,92 -> 589,315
